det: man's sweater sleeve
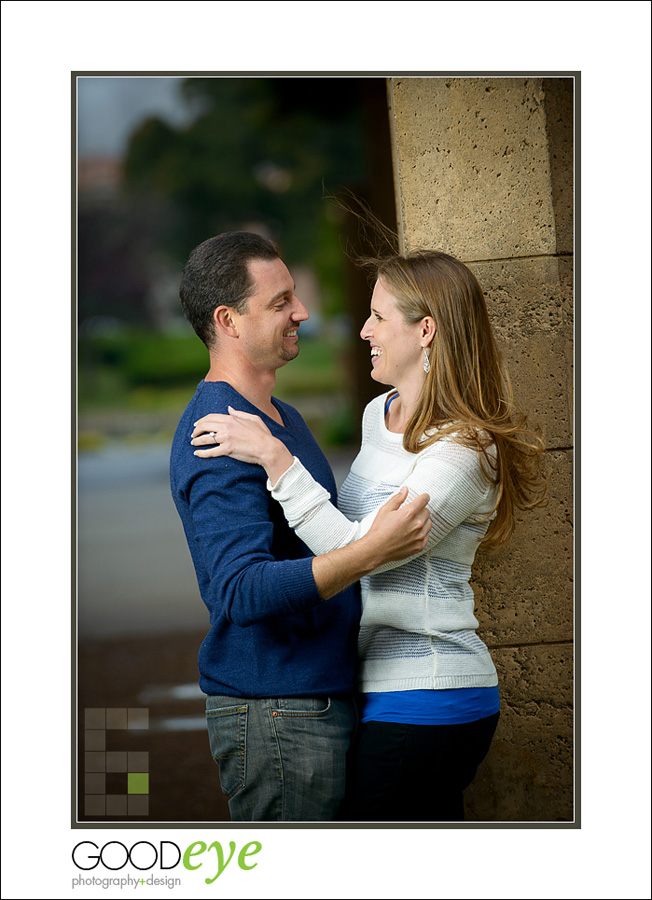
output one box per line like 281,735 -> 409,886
187,456 -> 323,627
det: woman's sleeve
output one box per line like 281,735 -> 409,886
269,440 -> 496,571
269,458 -> 374,551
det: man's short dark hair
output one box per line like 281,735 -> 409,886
179,231 -> 280,346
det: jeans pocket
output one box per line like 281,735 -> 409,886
205,702 -> 247,798
274,697 -> 332,717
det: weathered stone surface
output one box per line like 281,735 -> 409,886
472,256 -> 573,341
471,255 -> 574,449
473,450 -> 573,646
465,643 -> 574,822
390,77 -> 559,258
542,77 -> 574,255
389,75 -> 575,825
500,332 -> 573,450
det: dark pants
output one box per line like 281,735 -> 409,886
345,712 -> 500,822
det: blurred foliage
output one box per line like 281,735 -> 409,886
78,77 -> 393,448
123,77 -> 368,276
78,327 -> 355,449
79,78 -> 381,331
79,329 -> 349,407
80,329 -> 207,390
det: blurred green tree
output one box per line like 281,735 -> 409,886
81,77 -> 397,443
123,78 -> 368,272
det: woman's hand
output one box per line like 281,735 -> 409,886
362,488 -> 432,565
191,407 -> 293,483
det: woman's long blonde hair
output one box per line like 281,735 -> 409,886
372,249 -> 548,550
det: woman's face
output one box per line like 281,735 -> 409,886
360,280 -> 424,388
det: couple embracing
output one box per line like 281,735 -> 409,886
170,230 -> 544,822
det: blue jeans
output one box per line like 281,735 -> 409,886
205,694 -> 357,821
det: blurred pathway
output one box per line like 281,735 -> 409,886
78,442 -> 356,639
77,441 -> 357,822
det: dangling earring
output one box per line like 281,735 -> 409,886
423,347 -> 431,374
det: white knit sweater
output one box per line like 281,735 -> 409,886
270,392 -> 499,693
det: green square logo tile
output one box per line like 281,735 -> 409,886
128,773 -> 149,794
81,705 -> 151,817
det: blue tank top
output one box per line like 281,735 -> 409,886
384,391 -> 399,415
361,688 -> 500,725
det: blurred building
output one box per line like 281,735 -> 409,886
78,154 -> 123,202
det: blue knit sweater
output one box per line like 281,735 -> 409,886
170,380 -> 361,697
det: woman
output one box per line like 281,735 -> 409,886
192,250 -> 547,821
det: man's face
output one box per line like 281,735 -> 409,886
234,257 -> 310,371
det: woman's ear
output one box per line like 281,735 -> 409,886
420,316 -> 437,348
213,305 -> 240,338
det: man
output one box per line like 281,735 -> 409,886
170,232 -> 428,821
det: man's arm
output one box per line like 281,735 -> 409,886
186,456 -> 321,627
186,455 -> 429,622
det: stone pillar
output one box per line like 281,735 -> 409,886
388,76 -> 574,821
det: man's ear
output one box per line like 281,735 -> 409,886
213,305 -> 240,338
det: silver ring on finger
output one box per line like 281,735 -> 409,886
209,431 -> 217,443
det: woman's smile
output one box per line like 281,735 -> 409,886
361,280 -> 424,388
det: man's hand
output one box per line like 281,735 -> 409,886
311,489 -> 431,600
363,488 -> 431,565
